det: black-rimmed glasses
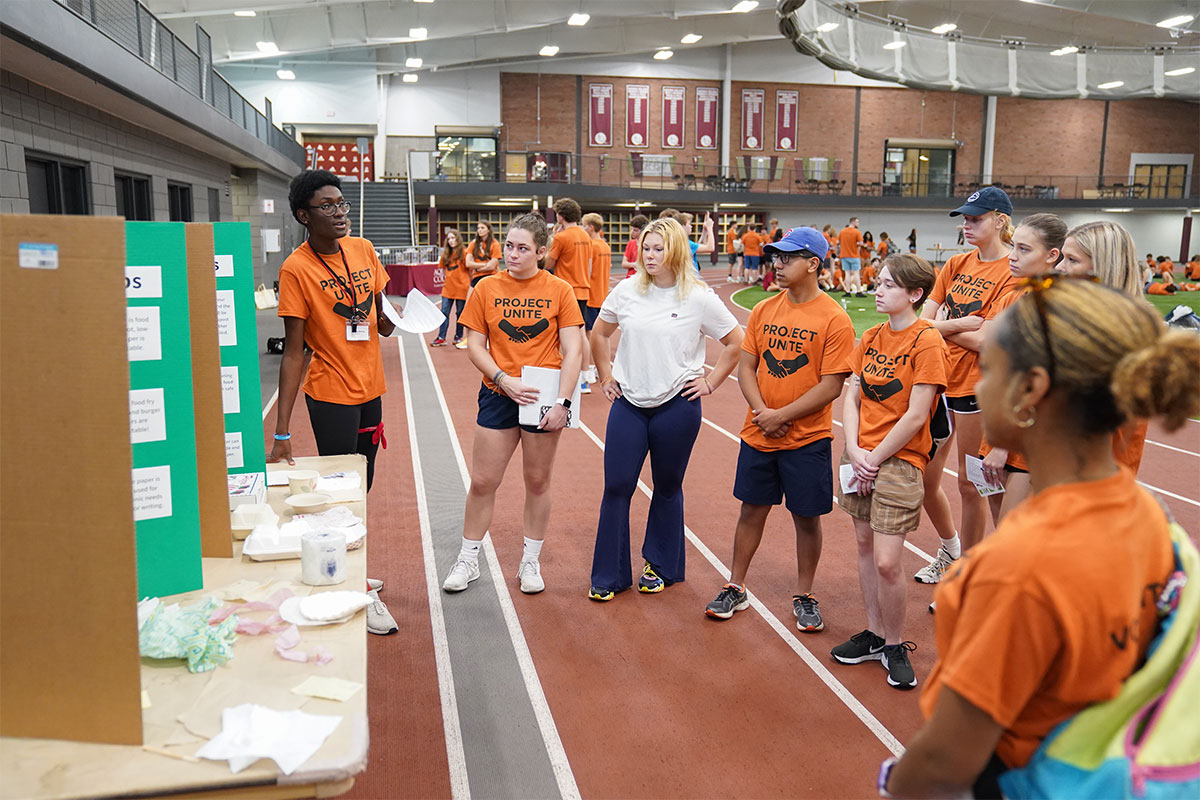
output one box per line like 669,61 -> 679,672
308,201 -> 351,215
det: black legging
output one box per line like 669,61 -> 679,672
304,395 -> 383,490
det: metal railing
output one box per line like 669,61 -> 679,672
55,0 -> 305,167
399,151 -> 1197,202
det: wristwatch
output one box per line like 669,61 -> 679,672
555,397 -> 572,409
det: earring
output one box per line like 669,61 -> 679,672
1012,405 -> 1037,429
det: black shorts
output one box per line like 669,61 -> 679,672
584,305 -> 600,330
946,394 -> 980,414
1004,464 -> 1029,475
728,252 -> 738,265
927,395 -> 953,459
476,383 -> 549,434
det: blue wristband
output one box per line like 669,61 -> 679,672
273,433 -> 291,441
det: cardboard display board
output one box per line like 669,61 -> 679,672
125,221 -> 204,598
0,214 -> 144,745
185,224 -> 233,557
212,222 -> 267,480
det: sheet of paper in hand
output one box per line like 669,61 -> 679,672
517,366 -> 583,429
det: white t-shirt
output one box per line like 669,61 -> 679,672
599,277 -> 739,408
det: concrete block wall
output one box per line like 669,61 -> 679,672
0,70 -> 234,220
231,167 -> 302,288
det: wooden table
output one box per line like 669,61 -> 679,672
1,455 -> 369,800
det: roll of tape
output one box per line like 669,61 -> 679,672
300,530 -> 347,586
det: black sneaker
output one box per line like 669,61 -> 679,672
705,583 -> 749,619
792,593 -> 824,632
881,642 -> 918,690
830,629 -> 885,664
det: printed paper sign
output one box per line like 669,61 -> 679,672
220,366 -> 240,415
132,465 -> 173,522
125,265 -> 163,298
839,463 -> 858,494
127,306 -> 163,362
214,254 -> 234,278
18,242 -> 59,269
129,388 -> 167,444
225,432 -> 244,469
215,289 -> 237,347
965,455 -> 1006,497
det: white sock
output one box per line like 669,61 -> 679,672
459,538 -> 481,562
941,534 -> 961,559
523,537 -> 543,560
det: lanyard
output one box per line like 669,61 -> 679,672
309,241 -> 362,319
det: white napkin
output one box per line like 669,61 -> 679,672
194,703 -> 342,775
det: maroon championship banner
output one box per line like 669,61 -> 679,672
696,86 -> 719,149
741,89 -> 764,150
775,90 -> 798,151
662,85 -> 685,149
588,83 -> 613,147
626,84 -> 650,148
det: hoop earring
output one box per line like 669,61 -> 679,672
1012,405 -> 1037,429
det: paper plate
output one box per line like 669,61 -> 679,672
279,595 -> 356,626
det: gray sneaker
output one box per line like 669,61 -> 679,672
914,547 -> 957,584
792,593 -> 824,632
705,583 -> 749,619
366,589 -> 397,635
367,578 -> 383,592
442,558 -> 480,592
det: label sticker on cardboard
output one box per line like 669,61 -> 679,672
129,388 -> 167,444
220,366 -> 240,414
127,306 -> 163,361
132,465 -> 172,522
125,265 -> 163,298
225,432 -> 244,468
214,254 -> 234,278
18,242 -> 59,269
216,290 -> 237,347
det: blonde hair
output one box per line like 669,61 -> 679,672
634,217 -> 706,300
581,212 -> 603,232
995,211 -> 1015,245
997,279 -> 1199,433
1064,221 -> 1142,299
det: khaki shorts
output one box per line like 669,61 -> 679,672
837,453 -> 925,535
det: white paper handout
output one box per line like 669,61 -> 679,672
838,463 -> 858,494
965,454 -> 1006,497
193,703 -> 342,774
388,289 -> 445,334
516,366 -> 583,429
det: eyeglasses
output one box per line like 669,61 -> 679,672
308,201 -> 351,215
771,251 -> 816,265
1020,272 -> 1098,381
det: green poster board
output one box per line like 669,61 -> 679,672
212,222 -> 267,479
125,221 -> 203,598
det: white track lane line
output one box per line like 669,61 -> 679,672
261,387 -> 278,422
414,340 -> 582,800
576,420 -> 905,757
398,340 -> 471,800
1145,439 -> 1200,458
1138,482 -> 1200,508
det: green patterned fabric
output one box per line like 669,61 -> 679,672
139,597 -> 238,673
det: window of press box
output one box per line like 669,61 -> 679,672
208,187 -> 220,221
1133,163 -> 1188,199
883,141 -> 956,198
436,136 -> 498,181
168,182 -> 193,222
25,154 -> 89,214
115,173 -> 152,221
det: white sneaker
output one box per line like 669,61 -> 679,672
442,558 -> 480,592
517,558 -> 545,594
914,547 -> 957,584
587,367 -> 599,384
580,381 -> 591,394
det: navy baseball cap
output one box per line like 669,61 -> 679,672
763,226 -> 829,260
950,186 -> 1013,217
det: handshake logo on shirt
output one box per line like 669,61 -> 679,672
499,318 -> 549,343
763,349 -> 810,378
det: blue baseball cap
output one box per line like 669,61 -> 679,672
950,186 -> 1013,217
763,226 -> 829,260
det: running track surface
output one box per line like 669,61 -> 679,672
263,267 -> 1199,799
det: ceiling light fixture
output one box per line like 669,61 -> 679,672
409,27 -> 428,40
883,40 -> 906,50
719,202 -> 749,207
234,10 -> 256,17
402,73 -> 418,83
1098,80 -> 1124,89
931,23 -> 957,34
1156,15 -> 1194,28
732,1 -> 759,13
568,13 -> 590,26
681,33 -> 703,44
256,41 -> 279,55
1103,208 -> 1133,213
276,69 -> 295,80
1050,46 -> 1079,56
1165,66 -> 1196,76
654,49 -> 675,60
816,22 -> 839,32
406,57 -> 423,68
539,45 -> 560,57
414,0 -> 435,3
918,154 -> 929,161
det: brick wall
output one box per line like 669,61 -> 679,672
1103,98 -> 1200,178
500,73 -> 576,153
992,97 -> 1105,183
855,87 -> 984,180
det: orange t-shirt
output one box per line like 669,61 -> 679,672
837,226 -> 863,260
725,228 -> 737,255
742,231 -> 762,257
861,264 -> 877,286
834,268 -> 845,286
859,242 -> 874,261
922,468 -> 1173,768
1187,260 -> 1200,280
459,269 -> 584,391
1159,260 -> 1175,278
439,249 -> 470,301
1147,282 -> 1172,295
928,250 -> 1017,398
277,237 -> 387,405
851,320 -> 948,470
877,240 -> 890,258
741,291 -> 855,452
587,237 -> 611,309
1112,418 -> 1149,473
548,225 -> 594,301
467,238 -> 501,276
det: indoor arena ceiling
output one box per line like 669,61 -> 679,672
146,1 -> 1200,71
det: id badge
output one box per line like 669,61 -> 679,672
346,319 -> 370,341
